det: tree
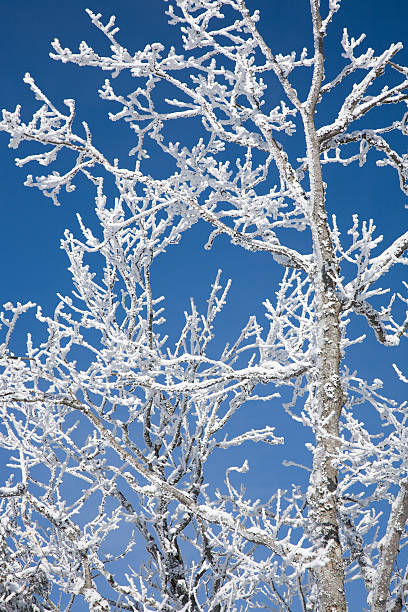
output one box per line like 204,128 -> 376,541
0,0 -> 408,609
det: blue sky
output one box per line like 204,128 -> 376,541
0,0 -> 407,318
0,0 -> 408,608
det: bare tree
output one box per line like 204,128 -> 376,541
1,0 -> 408,610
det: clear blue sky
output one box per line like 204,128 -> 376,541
0,1 -> 407,609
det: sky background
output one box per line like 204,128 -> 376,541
0,0 -> 408,609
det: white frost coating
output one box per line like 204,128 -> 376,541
0,0 -> 407,610
393,363 -> 408,384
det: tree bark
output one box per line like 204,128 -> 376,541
303,109 -> 347,611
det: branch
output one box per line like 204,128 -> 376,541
347,297 -> 408,346
187,196 -> 310,270
0,483 -> 26,498
389,564 -> 408,612
126,361 -> 311,395
369,482 -> 408,611
318,43 -> 405,142
321,129 -> 408,196
305,0 -> 325,113
236,0 -> 302,111
58,397 -> 315,566
355,231 -> 408,290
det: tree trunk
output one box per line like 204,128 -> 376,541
303,113 -> 347,612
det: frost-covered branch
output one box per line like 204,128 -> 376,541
1,0 -> 408,610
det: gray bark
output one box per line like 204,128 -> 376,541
301,3 -> 347,608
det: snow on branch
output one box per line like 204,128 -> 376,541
1,0 -> 408,609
